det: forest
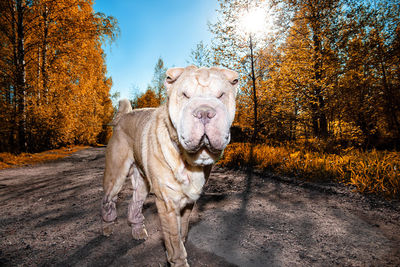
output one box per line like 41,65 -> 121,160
0,0 -> 118,153
0,0 -> 399,197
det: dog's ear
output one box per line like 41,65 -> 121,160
165,67 -> 185,89
220,69 -> 239,86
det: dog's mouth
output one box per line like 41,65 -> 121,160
185,134 -> 223,155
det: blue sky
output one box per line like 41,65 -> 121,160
93,0 -> 218,100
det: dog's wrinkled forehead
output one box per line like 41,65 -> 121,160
165,66 -> 238,96
193,68 -> 212,87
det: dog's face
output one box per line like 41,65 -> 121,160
166,66 -> 238,166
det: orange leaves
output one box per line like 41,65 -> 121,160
0,146 -> 88,170
219,142 -> 400,199
132,89 -> 161,109
131,58 -> 167,109
0,0 -> 117,152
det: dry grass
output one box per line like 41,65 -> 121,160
219,143 -> 400,199
0,146 -> 89,170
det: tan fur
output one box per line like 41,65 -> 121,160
101,66 -> 238,267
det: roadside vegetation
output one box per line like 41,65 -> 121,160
0,146 -> 88,170
219,142 -> 399,199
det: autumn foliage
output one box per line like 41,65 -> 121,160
131,57 -> 167,109
219,143 -> 400,199
0,0 -> 118,153
209,0 -> 400,199
210,0 -> 400,148
132,89 -> 160,109
0,145 -> 88,170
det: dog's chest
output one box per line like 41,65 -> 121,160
181,169 -> 206,202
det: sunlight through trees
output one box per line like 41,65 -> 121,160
210,0 -> 400,148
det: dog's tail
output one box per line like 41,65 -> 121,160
110,99 -> 132,126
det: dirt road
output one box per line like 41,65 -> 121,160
0,147 -> 399,266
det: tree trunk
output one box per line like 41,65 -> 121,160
41,5 -> 49,103
292,102 -> 298,141
311,23 -> 328,138
380,60 -> 400,137
16,0 -> 27,152
10,0 -> 18,152
249,35 -> 258,144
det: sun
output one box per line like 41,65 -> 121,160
241,8 -> 266,34
238,4 -> 275,38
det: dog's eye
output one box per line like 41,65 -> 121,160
218,92 -> 225,99
182,92 -> 190,99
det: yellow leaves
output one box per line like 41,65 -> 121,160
343,150 -> 400,198
290,151 -> 300,159
0,146 -> 88,170
133,89 -> 161,109
0,0 -> 116,152
219,142 -> 400,199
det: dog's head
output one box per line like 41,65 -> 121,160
166,66 -> 238,166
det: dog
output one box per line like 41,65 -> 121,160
101,66 -> 238,266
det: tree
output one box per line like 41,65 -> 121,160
0,0 -> 119,152
209,0 -> 276,143
187,41 -> 212,67
150,57 -> 167,104
130,58 -> 168,110
279,0 -> 344,138
334,0 -> 400,145
132,86 -> 160,109
0,0 -> 29,152
264,0 -> 400,146
209,0 -> 399,148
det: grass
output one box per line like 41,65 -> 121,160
218,143 -> 400,199
0,146 -> 89,170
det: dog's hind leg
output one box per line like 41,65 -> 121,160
101,134 -> 133,235
127,164 -> 149,240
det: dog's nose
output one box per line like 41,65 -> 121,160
193,105 -> 216,124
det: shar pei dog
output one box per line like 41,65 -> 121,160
101,66 -> 238,266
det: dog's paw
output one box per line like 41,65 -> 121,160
101,198 -> 117,222
102,221 -> 115,237
131,224 -> 148,240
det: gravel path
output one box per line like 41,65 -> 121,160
0,147 -> 399,266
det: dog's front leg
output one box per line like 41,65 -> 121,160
180,203 -> 194,243
155,197 -> 189,267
